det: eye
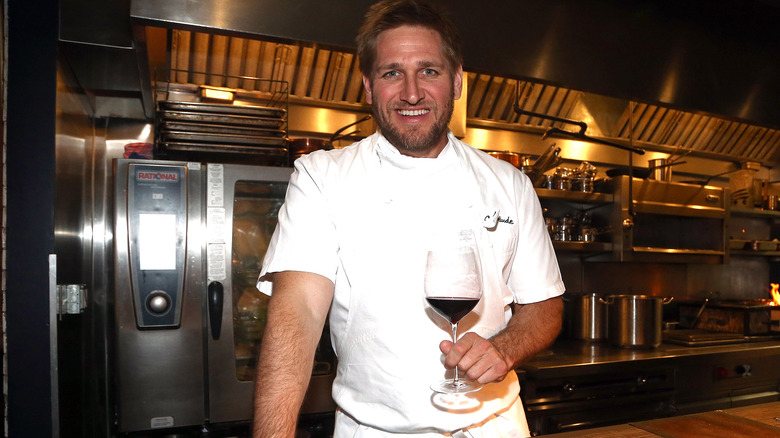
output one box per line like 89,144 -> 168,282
382,70 -> 400,79
421,68 -> 438,77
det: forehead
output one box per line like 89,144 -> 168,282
374,25 -> 446,68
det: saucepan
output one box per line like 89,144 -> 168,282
487,151 -> 531,170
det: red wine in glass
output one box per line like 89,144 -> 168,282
424,231 -> 484,394
426,297 -> 480,324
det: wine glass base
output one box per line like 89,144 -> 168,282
430,378 -> 483,394
432,392 -> 481,410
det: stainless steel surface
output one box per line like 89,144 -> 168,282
160,120 -> 285,137
55,58 -> 153,435
128,0 -> 780,130
159,100 -> 286,118
49,254 -> 60,438
603,295 -> 669,349
160,130 -> 288,147
522,339 -> 780,372
601,176 -> 728,263
112,159 -> 335,433
567,293 -> 607,342
144,27 -> 778,165
57,1 -> 780,165
114,160 -> 207,431
158,110 -> 286,129
662,329 -> 746,347
648,158 -> 672,181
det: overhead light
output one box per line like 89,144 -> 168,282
200,86 -> 235,102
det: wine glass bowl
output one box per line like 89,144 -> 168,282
424,232 -> 484,394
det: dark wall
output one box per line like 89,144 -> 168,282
6,0 -> 58,435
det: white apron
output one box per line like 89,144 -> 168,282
328,136 -> 525,435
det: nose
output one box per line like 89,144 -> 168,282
400,75 -> 423,104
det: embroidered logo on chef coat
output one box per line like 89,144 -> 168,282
483,210 -> 514,231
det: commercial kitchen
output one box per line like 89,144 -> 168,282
5,0 -> 780,436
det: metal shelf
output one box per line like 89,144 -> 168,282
535,188 -> 613,204
552,241 -> 613,252
730,206 -> 780,218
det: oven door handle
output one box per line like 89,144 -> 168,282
208,281 -> 224,340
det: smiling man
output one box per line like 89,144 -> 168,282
253,1 -> 565,437
362,24 -> 460,157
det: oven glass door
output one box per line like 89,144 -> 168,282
207,165 -> 292,424
207,164 -> 336,425
231,180 -> 285,380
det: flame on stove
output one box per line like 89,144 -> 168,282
771,283 -> 780,306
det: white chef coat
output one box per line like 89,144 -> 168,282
258,132 -> 564,435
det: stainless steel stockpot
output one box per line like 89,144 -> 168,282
567,293 -> 607,342
601,294 -> 673,349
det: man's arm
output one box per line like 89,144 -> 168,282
440,296 -> 563,384
253,271 -> 334,438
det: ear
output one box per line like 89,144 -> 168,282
362,75 -> 373,104
453,66 -> 463,100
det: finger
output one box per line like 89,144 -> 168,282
467,355 -> 509,383
442,333 -> 477,368
458,338 -> 511,383
439,339 -> 454,355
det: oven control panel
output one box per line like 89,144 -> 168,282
714,363 -> 752,379
126,163 -> 187,328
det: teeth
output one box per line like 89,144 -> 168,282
397,109 -> 429,116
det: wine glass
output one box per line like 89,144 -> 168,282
424,231 -> 484,394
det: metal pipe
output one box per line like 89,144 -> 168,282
513,104 -> 588,134
542,127 -> 646,155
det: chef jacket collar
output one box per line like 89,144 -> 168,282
374,133 -> 458,170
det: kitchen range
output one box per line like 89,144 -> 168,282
7,1 -> 780,437
519,340 -> 780,436
520,288 -> 780,436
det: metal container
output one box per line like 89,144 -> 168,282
602,295 -> 673,348
487,151 -> 529,168
552,168 -> 572,190
648,158 -> 672,181
568,293 -> 607,342
570,176 -> 594,192
553,215 -> 576,241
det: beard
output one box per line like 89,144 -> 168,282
371,88 -> 455,156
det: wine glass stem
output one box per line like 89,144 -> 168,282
451,322 -> 459,386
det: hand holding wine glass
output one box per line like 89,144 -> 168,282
424,231 -> 483,394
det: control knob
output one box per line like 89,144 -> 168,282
735,364 -> 751,377
147,290 -> 171,315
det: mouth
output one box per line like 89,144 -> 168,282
396,108 -> 430,117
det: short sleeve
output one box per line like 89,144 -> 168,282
506,173 -> 565,303
257,155 -> 339,295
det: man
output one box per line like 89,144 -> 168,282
253,1 -> 564,436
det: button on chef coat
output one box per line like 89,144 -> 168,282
259,132 -> 565,434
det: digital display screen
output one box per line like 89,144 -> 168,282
138,213 -> 177,270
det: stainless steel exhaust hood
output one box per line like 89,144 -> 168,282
60,0 -> 780,164
136,25 -> 780,165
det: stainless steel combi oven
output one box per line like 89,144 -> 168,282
113,158 -> 336,434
